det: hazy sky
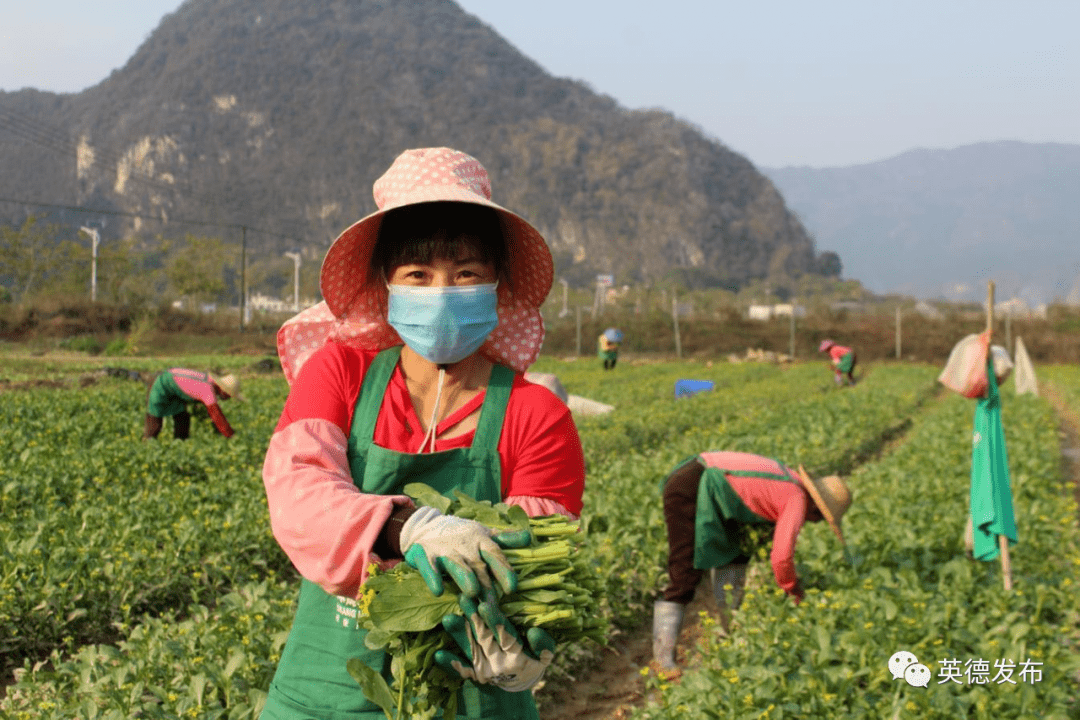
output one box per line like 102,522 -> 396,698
2,0 -> 1078,168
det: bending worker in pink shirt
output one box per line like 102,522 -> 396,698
143,368 -> 242,439
819,339 -> 857,386
652,451 -> 852,674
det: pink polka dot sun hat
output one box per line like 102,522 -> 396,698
277,147 -> 555,383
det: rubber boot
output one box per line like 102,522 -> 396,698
652,600 -> 685,673
710,563 -> 748,610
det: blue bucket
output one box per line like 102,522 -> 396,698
675,379 -> 714,398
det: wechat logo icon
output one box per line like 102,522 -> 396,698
889,650 -> 931,687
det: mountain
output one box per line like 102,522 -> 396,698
0,0 -> 831,296
764,141 -> 1080,304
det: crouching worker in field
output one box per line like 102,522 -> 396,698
652,452 -> 851,674
261,147 -> 586,720
819,339 -> 857,386
142,368 -> 241,439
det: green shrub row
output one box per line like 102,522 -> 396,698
2,361 -> 949,718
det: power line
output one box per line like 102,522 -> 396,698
0,108 -> 190,201
0,195 -> 297,242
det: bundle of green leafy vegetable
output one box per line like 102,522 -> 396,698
347,483 -> 607,720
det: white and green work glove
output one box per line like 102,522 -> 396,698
399,506 -> 531,597
437,589 -> 556,693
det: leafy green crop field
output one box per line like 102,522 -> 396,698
1,357 -> 1078,719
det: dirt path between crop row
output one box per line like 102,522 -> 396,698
536,584 -> 725,720
1040,382 -> 1080,524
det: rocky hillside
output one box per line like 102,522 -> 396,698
0,0 -> 835,292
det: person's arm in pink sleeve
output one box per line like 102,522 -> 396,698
504,495 -> 578,521
263,417 -> 413,597
770,489 -> 809,600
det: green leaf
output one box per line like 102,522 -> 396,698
368,575 -> 459,632
404,483 -> 452,513
346,659 -> 396,720
504,504 -> 531,533
223,649 -> 246,678
814,625 -> 833,663
192,673 -> 207,705
363,627 -> 397,651
882,597 -> 898,621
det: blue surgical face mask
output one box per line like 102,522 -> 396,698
386,282 -> 499,365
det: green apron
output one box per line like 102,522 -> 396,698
836,351 -> 855,374
689,455 -> 800,570
262,347 -> 538,720
147,370 -> 197,417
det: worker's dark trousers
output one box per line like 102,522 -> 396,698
661,459 -> 749,604
143,411 -> 191,440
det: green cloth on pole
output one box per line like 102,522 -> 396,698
970,358 -> 1018,561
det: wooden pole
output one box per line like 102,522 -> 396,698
986,280 -> 1013,591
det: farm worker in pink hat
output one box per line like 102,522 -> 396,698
652,452 -> 851,675
142,368 -> 241,439
819,339 -> 857,386
261,147 -> 586,720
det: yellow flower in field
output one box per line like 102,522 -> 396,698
744,694 -> 753,705
864,622 -> 874,629
906,701 -> 917,711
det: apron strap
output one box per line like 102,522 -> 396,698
467,363 -> 513,461
348,346 -> 402,465
701,453 -> 799,484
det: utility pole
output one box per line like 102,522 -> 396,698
240,226 -> 248,330
896,306 -> 902,359
672,292 -> 682,359
284,251 -> 302,312
78,225 -> 101,302
789,297 -> 796,360
575,306 -> 582,358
